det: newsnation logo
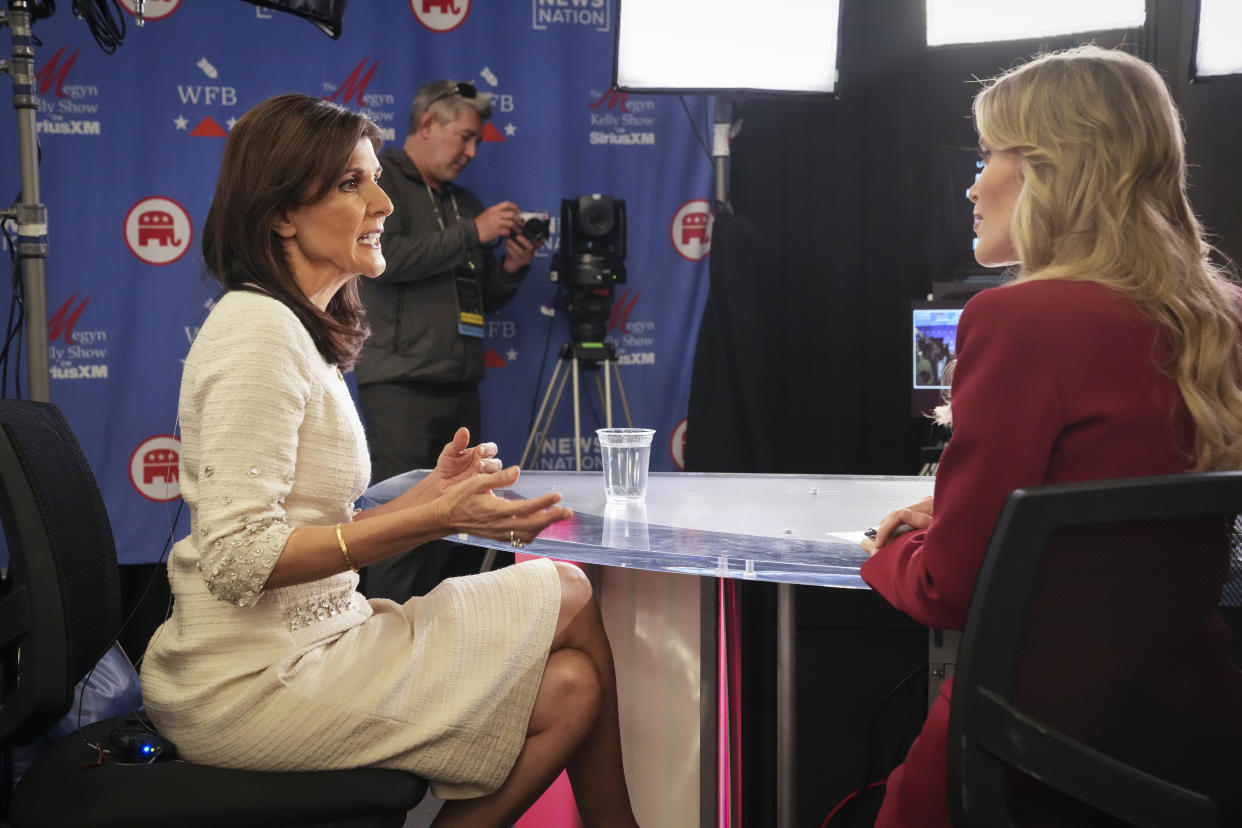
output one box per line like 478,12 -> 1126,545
532,0 -> 610,31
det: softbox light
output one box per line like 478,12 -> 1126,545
613,0 -> 841,95
1192,0 -> 1242,79
239,0 -> 348,39
925,0 -> 1144,47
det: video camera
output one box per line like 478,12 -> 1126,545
548,194 -> 627,349
557,194 -> 626,287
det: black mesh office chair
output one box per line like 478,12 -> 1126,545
947,473 -> 1242,828
0,400 -> 428,827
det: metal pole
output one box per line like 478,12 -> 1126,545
712,95 -> 732,206
5,0 -> 51,402
777,582 -> 796,828
603,357 -> 612,428
571,355 -> 581,471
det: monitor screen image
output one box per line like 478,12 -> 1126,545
913,305 -> 962,389
912,301 -> 965,416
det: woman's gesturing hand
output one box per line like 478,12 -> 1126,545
433,427 -> 504,494
860,495 -> 934,556
436,465 -> 572,546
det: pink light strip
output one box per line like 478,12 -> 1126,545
718,577 -> 730,826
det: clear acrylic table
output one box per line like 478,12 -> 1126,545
362,470 -> 935,828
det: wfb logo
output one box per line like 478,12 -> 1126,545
411,0 -> 470,32
124,197 -> 193,266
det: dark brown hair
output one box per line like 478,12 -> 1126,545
201,93 -> 383,369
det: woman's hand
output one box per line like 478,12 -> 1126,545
436,465 -> 572,546
860,495 -> 934,556
358,428 -> 505,518
432,427 -> 504,494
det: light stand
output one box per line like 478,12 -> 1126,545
708,92 -> 794,828
1,0 -> 50,402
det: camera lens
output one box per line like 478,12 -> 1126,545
523,216 -> 548,237
519,216 -> 549,243
579,203 -> 614,237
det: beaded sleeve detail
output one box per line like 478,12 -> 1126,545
198,516 -> 293,607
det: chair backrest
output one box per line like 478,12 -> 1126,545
0,400 -> 123,746
947,472 -> 1242,828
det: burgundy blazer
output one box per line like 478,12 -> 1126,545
861,278 -> 1242,827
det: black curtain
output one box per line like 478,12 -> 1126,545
684,210 -> 777,472
687,0 -> 1242,478
687,2 -> 1242,825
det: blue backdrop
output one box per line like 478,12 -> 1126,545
0,0 -> 714,564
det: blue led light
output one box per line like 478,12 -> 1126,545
142,744 -> 153,753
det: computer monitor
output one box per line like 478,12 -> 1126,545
912,299 -> 965,417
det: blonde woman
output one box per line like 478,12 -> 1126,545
860,46 -> 1242,826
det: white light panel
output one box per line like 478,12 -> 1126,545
1195,0 -> 1242,77
615,0 -> 840,94
926,0 -> 1145,47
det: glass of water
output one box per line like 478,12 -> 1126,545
596,427 -> 656,503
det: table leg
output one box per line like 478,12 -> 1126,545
777,582 -> 796,828
599,566 -> 713,827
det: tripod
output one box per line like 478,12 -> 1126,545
519,341 -> 633,470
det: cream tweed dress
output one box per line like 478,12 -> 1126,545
140,290 -> 561,799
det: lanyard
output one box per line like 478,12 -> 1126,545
424,181 -> 485,338
424,182 -> 461,231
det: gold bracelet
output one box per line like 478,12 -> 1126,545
335,523 -> 358,573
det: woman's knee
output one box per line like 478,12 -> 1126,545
554,561 -> 593,618
531,648 -> 603,734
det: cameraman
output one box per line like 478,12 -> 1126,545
356,79 -> 543,601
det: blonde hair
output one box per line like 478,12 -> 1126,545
968,45 -> 1242,471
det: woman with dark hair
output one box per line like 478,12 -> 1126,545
860,46 -> 1242,826
140,94 -> 638,827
